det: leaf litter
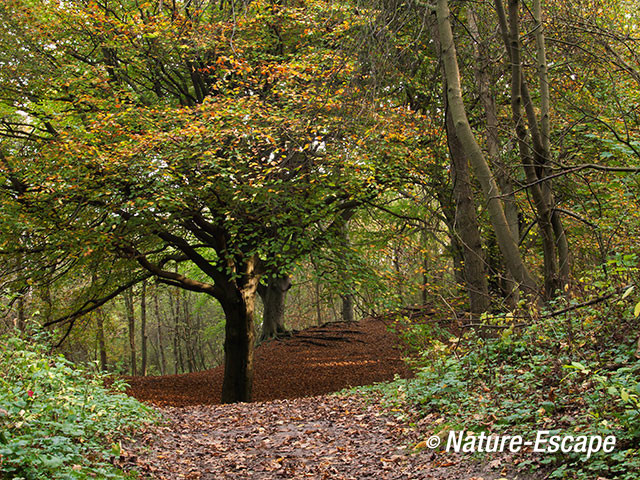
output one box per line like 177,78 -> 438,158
121,317 -> 538,479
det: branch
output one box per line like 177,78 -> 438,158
494,163 -> 640,199
43,273 -> 153,328
542,285 -> 630,318
132,247 -> 224,298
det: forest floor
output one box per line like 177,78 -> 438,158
122,316 -> 535,480
124,317 -> 412,406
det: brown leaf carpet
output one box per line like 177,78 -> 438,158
123,317 -> 537,479
125,317 -> 412,406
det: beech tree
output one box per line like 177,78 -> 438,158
0,0 -> 414,402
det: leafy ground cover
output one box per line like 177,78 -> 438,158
0,334 -> 156,479
358,259 -> 640,479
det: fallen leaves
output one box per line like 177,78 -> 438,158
125,318 -> 412,406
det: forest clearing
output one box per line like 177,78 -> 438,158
1,0 -> 640,478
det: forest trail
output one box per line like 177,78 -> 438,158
125,317 -> 413,406
122,316 -> 528,479
121,394 -> 514,480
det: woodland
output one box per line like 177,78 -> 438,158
0,0 -> 640,478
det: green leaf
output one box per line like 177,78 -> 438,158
622,285 -> 634,299
621,390 -> 630,403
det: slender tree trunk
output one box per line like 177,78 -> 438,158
153,286 -> 167,375
96,309 -> 107,371
124,290 -> 137,376
495,0 -> 570,297
445,95 -> 491,315
258,275 -> 291,342
436,0 -> 539,299
338,218 -> 355,322
16,294 -> 26,332
532,0 -> 570,288
468,8 -> 520,307
140,279 -> 147,376
421,229 -> 429,305
505,0 -> 558,297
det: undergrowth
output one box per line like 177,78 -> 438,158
355,256 -> 640,479
0,333 -> 156,479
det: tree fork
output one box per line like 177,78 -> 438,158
436,0 -> 540,300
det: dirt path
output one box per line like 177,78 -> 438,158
123,394 -> 515,480
122,316 -> 529,479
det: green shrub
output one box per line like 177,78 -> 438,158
0,333 -> 156,479
360,259 -> 640,479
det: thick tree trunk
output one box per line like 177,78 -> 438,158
341,294 -> 355,323
338,217 -> 356,322
258,275 -> 291,342
314,277 -> 323,325
218,254 -> 261,404
220,286 -> 257,404
436,0 -> 539,299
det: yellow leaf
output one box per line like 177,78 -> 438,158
634,301 -> 640,318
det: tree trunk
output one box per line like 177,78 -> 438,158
532,0 -> 570,288
436,0 -> 540,300
314,275 -> 323,325
445,95 -> 491,315
421,229 -> 429,305
338,217 -> 355,322
16,294 -> 26,332
220,286 -> 257,404
153,286 -> 167,375
468,7 -> 520,307
341,294 -> 355,323
96,309 -> 107,371
124,290 -> 137,376
140,279 -> 147,376
258,275 -> 291,342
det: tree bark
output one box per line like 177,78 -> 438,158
140,279 -> 147,376
258,275 -> 291,342
468,7 -> 520,306
532,0 -> 570,288
153,286 -> 167,375
123,290 -> 137,376
436,0 -> 540,299
96,309 -> 107,371
338,217 -> 356,322
220,260 -> 259,404
16,294 -> 26,332
445,94 -> 491,315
